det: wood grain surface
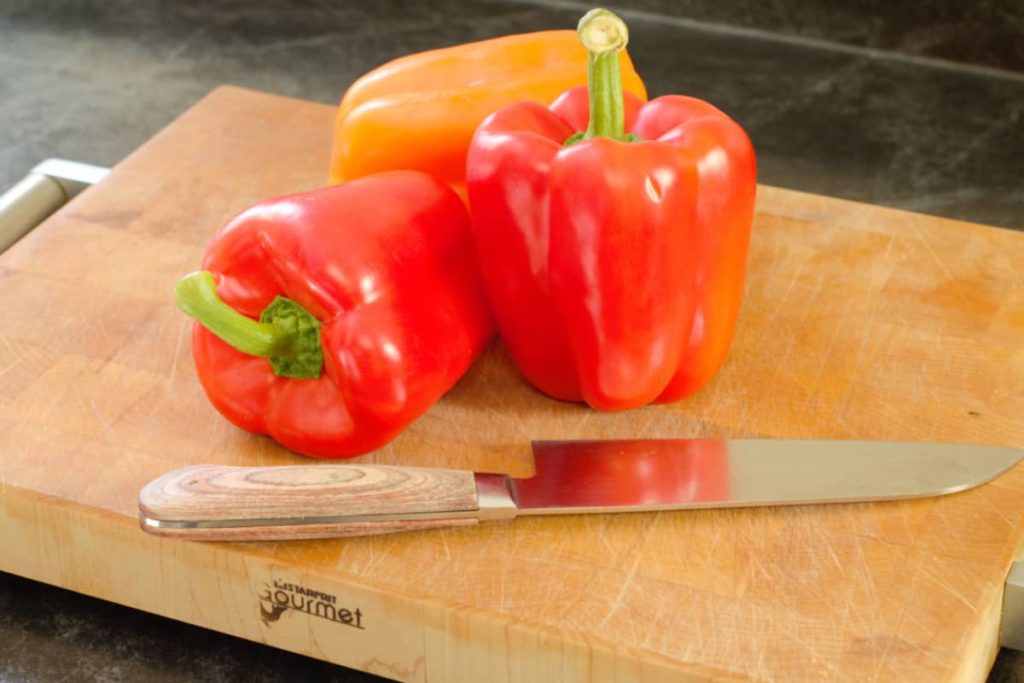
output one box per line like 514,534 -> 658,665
1,86 -> 1022,682
139,463 -> 481,541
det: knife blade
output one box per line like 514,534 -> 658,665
138,439 -> 1022,541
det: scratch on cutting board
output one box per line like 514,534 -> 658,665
596,514 -> 660,630
0,333 -> 23,379
498,560 -> 507,611
88,398 -> 115,438
634,412 -> 658,439
911,223 -> 957,285
807,297 -> 854,389
0,356 -> 21,381
573,408 -> 594,432
439,531 -> 452,561
821,535 -> 846,578
589,517 -> 618,558
980,497 -> 1015,528
307,609 -> 322,659
870,554 -> 949,679
767,260 -> 809,319
168,319 -> 188,383
921,559 -> 979,614
850,300 -> 883,372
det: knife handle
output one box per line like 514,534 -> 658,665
138,464 -> 517,541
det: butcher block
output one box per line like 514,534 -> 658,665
1,86 -> 1022,682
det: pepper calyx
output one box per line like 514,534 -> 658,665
260,296 -> 324,379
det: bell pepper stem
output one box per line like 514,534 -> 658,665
175,271 -> 324,379
578,8 -> 630,142
176,272 -> 288,357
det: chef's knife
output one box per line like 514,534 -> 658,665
138,439 -> 1021,541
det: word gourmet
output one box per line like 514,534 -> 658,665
258,579 -> 364,629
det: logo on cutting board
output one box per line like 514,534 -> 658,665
257,579 -> 364,630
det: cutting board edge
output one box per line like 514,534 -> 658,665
37,85 -> 333,241
952,568 -> 1012,683
0,484 -> 756,683
88,83 -> 1024,243
751,183 -> 1023,238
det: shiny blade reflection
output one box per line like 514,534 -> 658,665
511,439 -> 1022,515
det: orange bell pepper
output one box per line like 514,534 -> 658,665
328,30 -> 647,197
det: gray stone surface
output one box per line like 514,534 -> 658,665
596,0 -> 1024,72
1,1 -> 1022,681
1,0 -> 1022,230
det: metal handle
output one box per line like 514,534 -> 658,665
0,159 -> 109,253
1002,559 -> 1024,651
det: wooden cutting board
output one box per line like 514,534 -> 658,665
1,86 -> 1022,682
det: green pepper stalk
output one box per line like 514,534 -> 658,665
563,8 -> 638,146
175,271 -> 324,379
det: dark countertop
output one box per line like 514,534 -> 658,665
1,1 -> 1022,681
2,0 -> 1022,230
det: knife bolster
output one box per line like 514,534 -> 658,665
474,473 -> 518,521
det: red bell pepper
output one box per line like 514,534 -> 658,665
467,9 -> 756,410
175,172 -> 493,458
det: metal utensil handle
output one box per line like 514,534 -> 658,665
1002,558 -> 1024,651
0,159 -> 109,254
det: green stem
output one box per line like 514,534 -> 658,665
577,8 -> 630,142
175,271 -> 324,379
176,272 -> 287,357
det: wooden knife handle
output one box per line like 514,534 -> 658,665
138,463 -> 486,541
